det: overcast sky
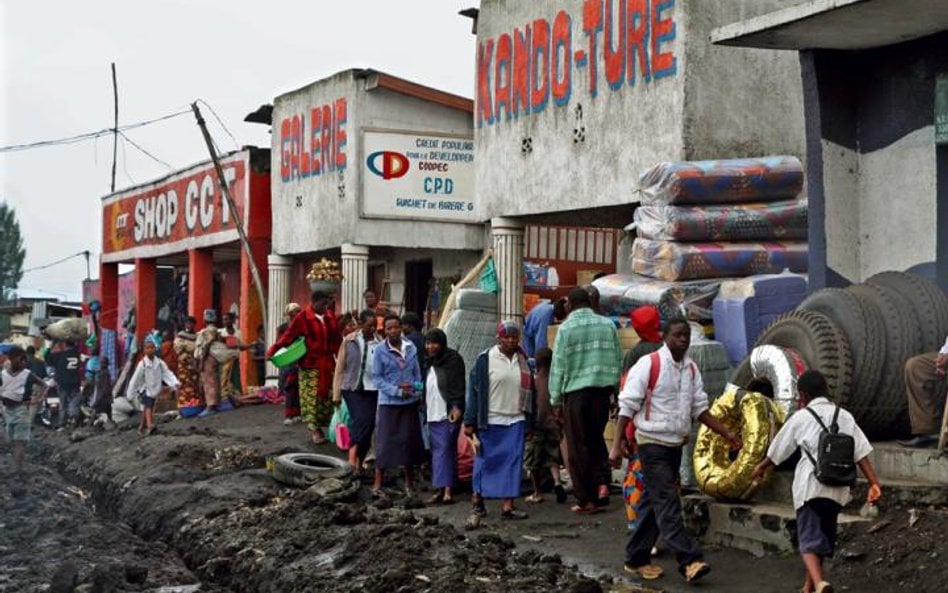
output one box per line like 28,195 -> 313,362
1,0 -> 477,301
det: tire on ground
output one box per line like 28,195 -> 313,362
798,288 -> 884,421
272,453 -> 352,487
754,310 -> 854,408
867,271 -> 948,353
846,284 -> 919,438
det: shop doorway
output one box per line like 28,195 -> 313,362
404,259 -> 433,321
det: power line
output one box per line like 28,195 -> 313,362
197,98 -> 240,150
119,131 -> 174,170
0,109 -> 191,154
22,251 -> 90,274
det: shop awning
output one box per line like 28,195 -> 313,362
711,0 -> 948,50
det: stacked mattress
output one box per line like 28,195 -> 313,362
443,288 -> 500,371
593,273 -> 726,324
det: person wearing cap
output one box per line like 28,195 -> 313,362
277,303 -> 303,425
464,321 -> 534,520
268,290 -> 342,444
1,345 -> 47,470
622,306 -> 665,376
550,287 -> 622,514
127,334 -> 181,436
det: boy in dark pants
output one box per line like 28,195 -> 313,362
524,348 -> 566,504
752,370 -> 882,593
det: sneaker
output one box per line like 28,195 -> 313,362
283,418 -> 295,426
896,434 -> 937,448
623,564 -> 663,580
683,561 -> 711,582
198,408 -> 217,418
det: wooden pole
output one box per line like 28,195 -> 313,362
110,63 -> 118,193
190,102 -> 268,332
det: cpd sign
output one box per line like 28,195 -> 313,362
362,130 -> 477,222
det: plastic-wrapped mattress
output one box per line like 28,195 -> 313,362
443,309 -> 499,371
633,200 -> 807,242
638,156 -> 804,206
592,273 -> 727,322
632,238 -> 808,282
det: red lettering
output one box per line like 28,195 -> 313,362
512,26 -> 531,118
477,40 -> 495,126
650,0 -> 676,78
582,0 -> 602,98
334,97 -> 347,170
604,0 -> 626,90
321,105 -> 332,173
627,0 -> 650,85
300,114 -> 310,177
552,11 -> 572,106
531,19 -> 550,113
495,33 -> 513,122
280,119 -> 290,181
310,107 -> 322,175
290,115 -> 301,180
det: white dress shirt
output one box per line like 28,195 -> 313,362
127,355 -> 181,399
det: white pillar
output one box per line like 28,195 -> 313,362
341,243 -> 369,314
491,217 -> 525,323
266,254 -> 293,381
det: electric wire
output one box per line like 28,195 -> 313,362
119,131 -> 174,170
22,251 -> 89,274
197,98 -> 240,150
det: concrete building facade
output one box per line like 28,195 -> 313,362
472,0 -> 808,317
267,69 -> 484,342
713,0 -> 948,289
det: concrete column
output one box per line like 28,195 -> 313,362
99,261 -> 119,331
491,217 -> 525,323
133,258 -> 156,348
188,248 -> 214,329
239,238 -> 270,387
341,243 -> 369,314
266,254 -> 293,381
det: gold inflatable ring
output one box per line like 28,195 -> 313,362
693,385 -> 786,500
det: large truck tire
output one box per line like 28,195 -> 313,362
846,284 -> 917,437
798,288 -> 884,422
754,310 -> 853,408
866,271 -> 948,353
272,453 -> 352,488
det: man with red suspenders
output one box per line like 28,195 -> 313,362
610,316 -> 741,583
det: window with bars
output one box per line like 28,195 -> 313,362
525,225 -> 618,265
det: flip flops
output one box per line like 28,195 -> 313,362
571,503 -> 600,515
524,493 -> 544,503
623,564 -> 664,580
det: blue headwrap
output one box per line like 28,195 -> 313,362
496,320 -> 521,337
144,333 -> 160,348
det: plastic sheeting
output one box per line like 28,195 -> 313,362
632,238 -> 808,282
638,156 -> 804,206
750,344 -> 808,417
693,385 -> 786,500
592,273 -> 726,322
633,200 -> 808,242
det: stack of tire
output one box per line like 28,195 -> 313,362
731,271 -> 948,439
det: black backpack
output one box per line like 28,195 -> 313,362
803,405 -> 857,487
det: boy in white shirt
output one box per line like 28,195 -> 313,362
752,370 -> 882,593
127,335 -> 180,436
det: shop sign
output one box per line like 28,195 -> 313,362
361,130 -> 477,222
936,75 -> 948,146
278,96 -> 348,182
477,0 -> 678,128
102,153 -> 247,261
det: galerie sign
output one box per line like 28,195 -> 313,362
362,131 -> 477,222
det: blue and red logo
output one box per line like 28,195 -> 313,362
366,151 -> 409,180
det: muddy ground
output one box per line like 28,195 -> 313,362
2,404 -> 945,593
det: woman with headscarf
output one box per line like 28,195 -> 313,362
194,309 -> 221,417
422,328 -> 465,505
464,321 -> 534,520
172,316 -> 200,408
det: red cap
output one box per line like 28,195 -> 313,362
631,305 -> 661,343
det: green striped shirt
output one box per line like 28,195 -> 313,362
549,307 -> 622,406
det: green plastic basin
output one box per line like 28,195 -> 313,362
271,336 -> 306,368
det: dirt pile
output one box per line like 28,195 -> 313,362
833,505 -> 948,593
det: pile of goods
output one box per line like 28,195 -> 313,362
306,258 -> 343,290
633,156 -> 808,281
442,288 -> 499,371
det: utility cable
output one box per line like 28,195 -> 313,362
197,98 -> 240,150
0,109 -> 191,153
22,251 -> 89,274
119,131 -> 174,170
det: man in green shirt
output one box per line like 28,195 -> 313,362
551,287 -> 622,513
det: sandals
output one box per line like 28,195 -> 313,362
524,493 -> 544,503
623,564 -> 664,580
570,503 -> 601,515
501,509 -> 528,520
815,582 -> 834,593
683,561 -> 711,583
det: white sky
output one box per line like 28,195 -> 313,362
1,0 -> 478,301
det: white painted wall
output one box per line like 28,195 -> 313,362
821,140 -> 861,282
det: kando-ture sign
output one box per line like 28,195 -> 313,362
361,131 -> 477,223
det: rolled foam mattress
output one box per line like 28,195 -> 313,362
592,273 -> 727,322
638,155 -> 804,206
633,200 -> 807,242
631,239 -> 808,282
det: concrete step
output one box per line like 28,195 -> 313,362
683,494 -> 868,558
752,469 -> 948,508
868,441 -> 948,483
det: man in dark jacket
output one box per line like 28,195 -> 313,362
47,341 -> 82,428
